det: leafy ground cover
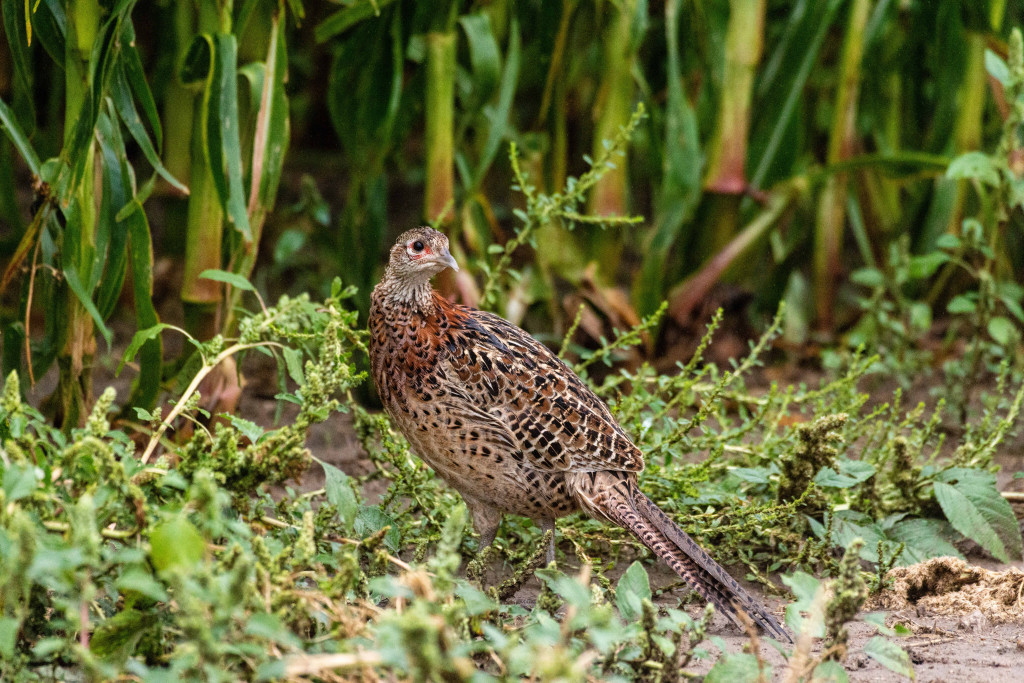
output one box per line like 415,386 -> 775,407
1,268 -> 1022,680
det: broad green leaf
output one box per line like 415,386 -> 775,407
116,568 -> 168,602
886,518 -> 964,565
199,268 -> 256,292
729,466 -> 773,484
616,561 -> 652,623
987,316 -> 1016,346
282,347 -> 305,386
850,267 -> 885,288
321,460 -> 358,532
536,568 -> 591,610
812,660 -> 850,683
782,571 -> 826,637
705,652 -> 762,683
3,463 -> 39,501
227,415 -> 264,443
814,459 -> 875,488
118,323 -> 179,375
907,252 -> 948,279
909,302 -> 932,332
354,505 -> 401,551
934,468 -> 1022,561
0,616 -> 19,659
245,613 -> 302,648
863,636 -> 915,678
937,471 -> 1019,561
947,294 -> 976,314
985,49 -> 1009,85
946,151 -> 1000,186
454,580 -> 497,616
90,608 -> 156,660
149,517 -> 205,571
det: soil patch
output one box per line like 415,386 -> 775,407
872,557 -> 1024,624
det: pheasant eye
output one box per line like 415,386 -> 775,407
412,240 -> 425,252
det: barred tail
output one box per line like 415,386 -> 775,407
573,472 -> 791,642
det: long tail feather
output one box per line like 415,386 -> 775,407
575,472 -> 791,642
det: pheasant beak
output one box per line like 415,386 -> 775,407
438,247 -> 459,273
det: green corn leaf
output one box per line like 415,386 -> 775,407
750,0 -> 843,188
1,1 -> 35,129
31,0 -> 67,65
249,10 -> 290,227
64,263 -> 113,350
120,21 -> 161,147
111,64 -> 187,194
634,0 -> 702,315
459,12 -> 502,106
124,190 -> 163,410
0,97 -> 41,176
94,108 -> 130,321
211,34 -> 251,241
470,16 -> 520,190
315,0 -> 400,42
184,33 -> 251,241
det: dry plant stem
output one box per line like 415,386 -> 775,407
139,342 -> 273,464
24,237 -> 42,385
283,651 -> 383,676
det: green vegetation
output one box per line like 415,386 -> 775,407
1,1 -> 1024,680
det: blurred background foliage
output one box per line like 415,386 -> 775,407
1,0 -> 1024,424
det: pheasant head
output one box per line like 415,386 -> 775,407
377,227 -> 459,309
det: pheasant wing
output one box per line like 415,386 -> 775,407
436,297 -> 643,473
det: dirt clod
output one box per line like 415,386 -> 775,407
872,557 -> 1024,624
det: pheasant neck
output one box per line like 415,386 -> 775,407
377,267 -> 437,313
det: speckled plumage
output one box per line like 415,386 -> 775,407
369,227 -> 789,641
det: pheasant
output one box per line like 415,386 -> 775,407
369,227 -> 789,641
